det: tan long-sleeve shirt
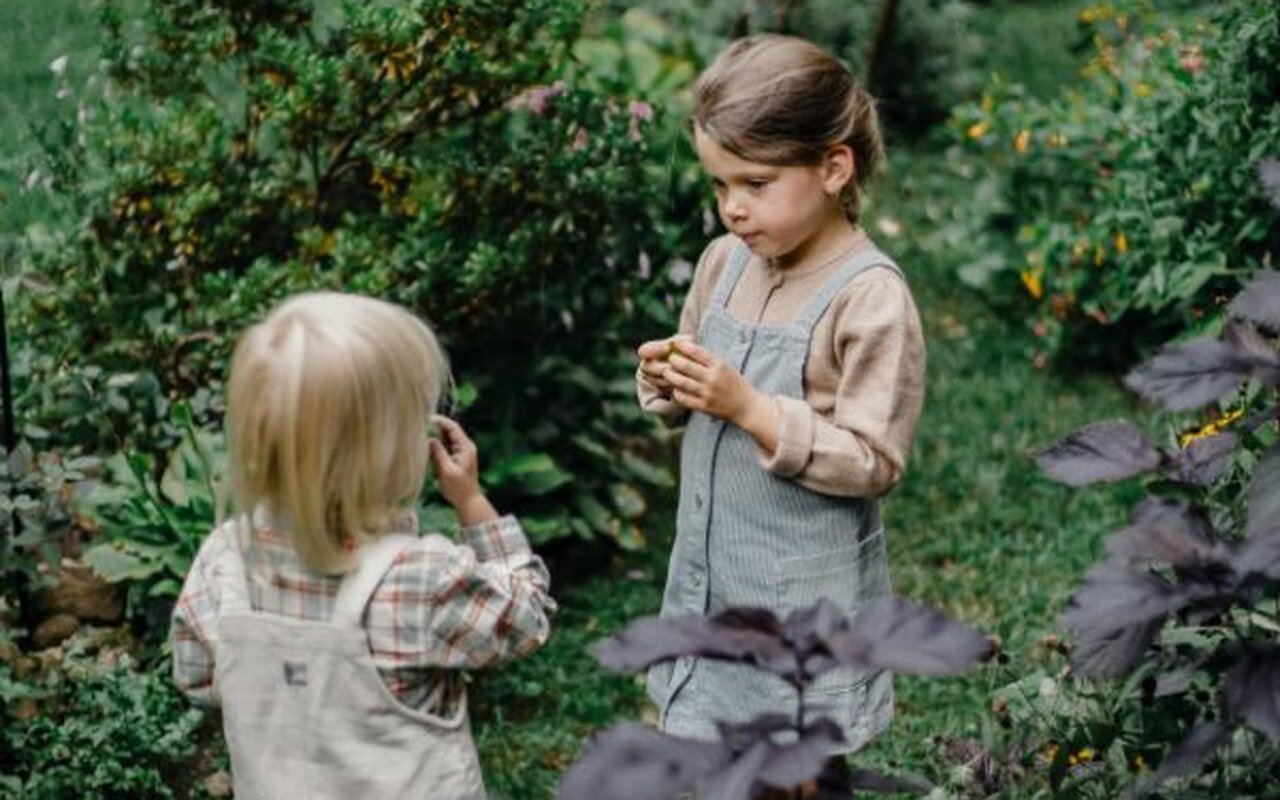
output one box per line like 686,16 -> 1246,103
637,233 -> 926,497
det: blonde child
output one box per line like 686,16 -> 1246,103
636,35 -> 925,751
171,292 -> 555,799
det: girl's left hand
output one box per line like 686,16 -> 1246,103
667,343 -> 781,455
664,342 -> 757,424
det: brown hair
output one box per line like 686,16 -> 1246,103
692,34 -> 884,221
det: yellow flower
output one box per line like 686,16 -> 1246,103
1179,408 -> 1245,448
1115,231 -> 1128,253
1046,132 -> 1068,148
967,121 -> 990,140
1021,269 -> 1044,300
1014,129 -> 1031,153
1135,81 -> 1153,97
981,94 -> 994,112
1133,754 -> 1148,771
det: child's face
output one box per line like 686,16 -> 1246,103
694,126 -> 848,266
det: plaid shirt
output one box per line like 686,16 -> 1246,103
171,513 -> 555,713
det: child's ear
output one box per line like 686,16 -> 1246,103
822,144 -> 855,196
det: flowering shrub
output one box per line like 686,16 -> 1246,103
950,0 -> 1279,363
17,0 -> 690,552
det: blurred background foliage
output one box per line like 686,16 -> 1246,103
0,0 -> 1276,797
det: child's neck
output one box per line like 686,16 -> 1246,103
770,214 -> 863,273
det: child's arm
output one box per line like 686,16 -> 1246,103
170,529 -> 227,707
763,273 -> 925,497
413,416 -> 556,667
383,516 -> 555,670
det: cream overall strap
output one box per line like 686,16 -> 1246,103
331,533 -> 420,627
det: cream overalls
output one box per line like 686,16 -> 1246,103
209,528 -> 486,800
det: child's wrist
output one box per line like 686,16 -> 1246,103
454,492 -> 499,527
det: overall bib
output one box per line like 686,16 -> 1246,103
211,530 -> 486,800
648,239 -> 898,753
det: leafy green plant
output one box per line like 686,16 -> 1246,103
950,0 -> 1279,364
1023,258 -> 1280,795
559,597 -> 992,799
0,641 -> 209,800
0,440 -> 98,614
18,0 -> 687,551
80,402 -> 222,634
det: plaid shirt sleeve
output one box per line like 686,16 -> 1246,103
170,527 -> 228,707
369,514 -> 557,670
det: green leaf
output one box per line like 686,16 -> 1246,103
619,452 -> 673,488
488,453 -> 572,496
609,482 -> 646,520
84,543 -> 163,583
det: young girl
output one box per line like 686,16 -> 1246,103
171,292 -> 555,800
636,35 -> 925,751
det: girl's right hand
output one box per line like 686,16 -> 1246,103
636,335 -> 692,396
429,415 -> 498,525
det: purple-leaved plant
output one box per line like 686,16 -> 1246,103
1035,160 -> 1280,796
558,596 -> 991,800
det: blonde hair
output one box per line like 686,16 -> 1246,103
692,34 -> 885,222
226,292 -> 449,575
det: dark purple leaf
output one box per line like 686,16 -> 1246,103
1069,618 -> 1162,679
713,714 -> 795,754
1125,339 -> 1254,411
753,720 -> 846,792
1061,564 -> 1183,634
1037,421 -> 1161,486
1105,498 -> 1226,567
1224,321 -> 1280,368
1247,445 -> 1280,539
848,768 -> 934,795
1229,269 -> 1280,331
592,609 -> 794,677
832,597 -> 992,676
557,723 -> 729,800
1225,648 -> 1280,740
1234,527 -> 1280,582
1165,432 -> 1239,486
1137,721 -> 1231,796
1260,160 -> 1280,209
702,740 -> 772,800
782,598 -> 854,681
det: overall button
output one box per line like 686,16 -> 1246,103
689,571 -> 704,588
694,492 -> 705,509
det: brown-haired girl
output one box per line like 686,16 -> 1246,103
636,35 -> 926,752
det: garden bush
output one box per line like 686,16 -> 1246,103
590,0 -> 984,137
997,234 -> 1280,795
16,0 -> 695,553
0,633 -> 212,800
950,0 -> 1279,365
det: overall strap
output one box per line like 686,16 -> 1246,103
212,519 -> 253,616
707,238 -> 754,311
331,533 -> 419,628
793,248 -> 903,331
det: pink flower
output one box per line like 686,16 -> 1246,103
628,100 -> 653,122
505,79 -> 568,115
1179,47 -> 1205,74
572,128 -> 589,151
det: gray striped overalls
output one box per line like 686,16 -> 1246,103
648,239 -> 898,753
